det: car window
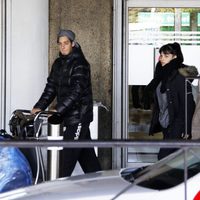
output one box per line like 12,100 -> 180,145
122,148 -> 200,190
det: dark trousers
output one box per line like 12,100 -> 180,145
158,127 -> 180,160
60,123 -> 101,177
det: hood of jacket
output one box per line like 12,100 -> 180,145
178,65 -> 199,78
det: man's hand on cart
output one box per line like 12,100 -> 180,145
31,108 -> 41,115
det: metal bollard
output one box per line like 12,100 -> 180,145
47,113 -> 63,180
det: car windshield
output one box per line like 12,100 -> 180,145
122,148 -> 200,190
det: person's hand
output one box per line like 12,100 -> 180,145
48,109 -> 57,117
31,108 -> 41,115
49,109 -> 57,113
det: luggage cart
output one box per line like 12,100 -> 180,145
9,109 -> 59,184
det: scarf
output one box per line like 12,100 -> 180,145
146,58 -> 183,93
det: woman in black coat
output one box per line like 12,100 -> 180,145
146,42 -> 197,160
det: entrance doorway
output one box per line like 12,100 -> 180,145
125,0 -> 200,167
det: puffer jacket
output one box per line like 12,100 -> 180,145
33,47 -> 93,126
149,65 -> 198,138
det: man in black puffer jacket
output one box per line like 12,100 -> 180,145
31,29 -> 101,177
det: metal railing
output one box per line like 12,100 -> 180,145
0,139 -> 200,148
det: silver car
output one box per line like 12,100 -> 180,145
0,148 -> 199,200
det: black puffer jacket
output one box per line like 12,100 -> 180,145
149,65 -> 197,138
33,47 -> 93,126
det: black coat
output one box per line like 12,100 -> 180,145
149,67 -> 196,139
33,47 -> 93,126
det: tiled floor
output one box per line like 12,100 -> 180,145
128,107 -> 163,164
128,107 -> 162,139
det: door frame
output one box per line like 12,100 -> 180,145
0,0 -> 6,129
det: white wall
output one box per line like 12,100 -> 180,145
5,0 -> 48,131
128,45 -> 154,85
182,45 -> 200,73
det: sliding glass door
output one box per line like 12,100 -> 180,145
125,0 -> 200,167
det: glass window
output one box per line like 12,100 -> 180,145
138,149 -> 200,189
128,8 -> 200,165
122,149 -> 200,190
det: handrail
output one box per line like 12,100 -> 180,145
0,139 -> 200,148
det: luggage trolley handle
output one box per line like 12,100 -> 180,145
12,109 -> 32,114
33,110 -> 57,138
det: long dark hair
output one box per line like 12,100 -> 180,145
159,42 -> 184,63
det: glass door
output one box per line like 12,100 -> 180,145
126,0 -> 200,167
